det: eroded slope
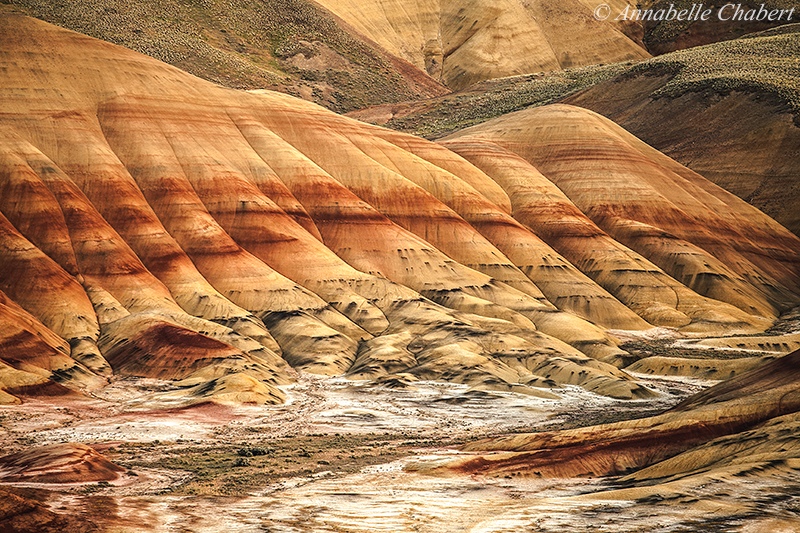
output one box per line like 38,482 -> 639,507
566,28 -> 800,234
0,14 -> 798,407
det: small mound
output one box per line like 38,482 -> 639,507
6,381 -> 79,399
100,319 -> 245,380
0,443 -> 125,484
694,332 -> 800,353
625,355 -> 768,380
178,373 -> 285,406
369,373 -> 420,390
0,359 -> 84,405
0,389 -> 18,404
0,362 -> 48,404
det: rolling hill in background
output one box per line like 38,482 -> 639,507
566,26 -> 800,236
2,0 -> 652,106
311,0 -> 649,89
1,0 -> 448,113
641,0 -> 797,53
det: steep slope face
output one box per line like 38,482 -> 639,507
2,0 -> 447,113
443,105 -> 800,329
0,14 -> 798,406
566,29 -> 800,235
0,289 -> 102,404
312,0 -> 649,90
352,30 -> 800,237
0,443 -> 125,484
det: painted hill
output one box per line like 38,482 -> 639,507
0,13 -> 799,406
0,443 -> 125,484
442,104 -> 800,331
352,28 -> 800,236
566,27 -> 800,235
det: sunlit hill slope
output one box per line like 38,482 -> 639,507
0,13 -> 799,406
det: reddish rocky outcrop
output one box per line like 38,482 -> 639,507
0,443 -> 125,484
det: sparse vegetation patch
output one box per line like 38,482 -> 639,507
380,61 -> 635,138
4,0 -> 443,112
632,29 -> 800,114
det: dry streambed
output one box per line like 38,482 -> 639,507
0,369 -> 699,531
2,330 -> 799,532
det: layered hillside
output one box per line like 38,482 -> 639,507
443,105 -> 800,324
353,28 -> 800,236
1,0 -> 447,113
432,349 -> 800,474
311,0 -> 650,89
0,443 -> 125,484
418,349 -> 800,531
1,14 -> 799,406
566,28 -> 800,235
